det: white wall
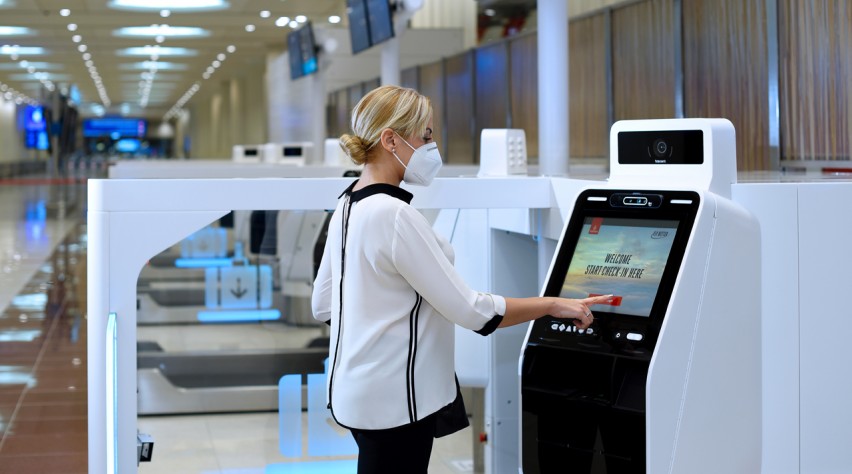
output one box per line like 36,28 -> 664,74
187,58 -> 268,159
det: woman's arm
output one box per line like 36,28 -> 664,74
499,295 -> 614,329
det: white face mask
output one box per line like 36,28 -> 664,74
392,133 -> 443,186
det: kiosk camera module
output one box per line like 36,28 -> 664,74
617,130 -> 704,165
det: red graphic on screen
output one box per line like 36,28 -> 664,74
589,217 -> 604,235
589,293 -> 623,306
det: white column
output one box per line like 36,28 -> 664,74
380,37 -> 401,86
537,0 -> 570,176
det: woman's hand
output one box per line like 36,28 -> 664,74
549,294 -> 615,330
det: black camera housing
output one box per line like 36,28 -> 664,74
617,130 -> 704,165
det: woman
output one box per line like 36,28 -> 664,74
311,85 -> 612,473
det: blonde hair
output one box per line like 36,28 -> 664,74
340,85 -> 433,165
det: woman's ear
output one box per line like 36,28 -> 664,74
379,128 -> 396,153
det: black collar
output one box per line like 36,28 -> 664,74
339,180 -> 413,204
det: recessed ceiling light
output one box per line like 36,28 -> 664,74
67,24 -> 78,32
117,46 -> 198,56
155,35 -> 165,43
82,52 -> 91,60
0,26 -> 33,36
109,0 -> 229,12
72,35 -> 82,42
160,9 -> 170,17
329,15 -> 341,24
245,24 -> 255,32
289,20 -> 298,28
260,10 -> 270,18
77,44 -> 87,52
113,26 -> 210,38
216,53 -> 225,61
275,17 -> 289,27
0,61 -> 58,71
119,61 -> 188,71
226,45 -> 236,53
60,8 -> 71,16
0,46 -> 46,55
212,60 -> 220,68
296,15 -> 307,23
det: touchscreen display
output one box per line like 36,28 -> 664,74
558,217 -> 678,318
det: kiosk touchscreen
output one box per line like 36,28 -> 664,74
522,189 -> 699,472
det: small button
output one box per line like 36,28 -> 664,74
614,332 -> 623,339
626,332 -> 644,342
550,323 -> 559,331
586,328 -> 594,335
578,329 -> 586,334
558,324 -> 566,332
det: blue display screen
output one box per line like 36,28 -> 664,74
115,138 -> 141,153
288,22 -> 319,80
83,117 -> 147,138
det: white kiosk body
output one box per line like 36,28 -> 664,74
520,119 -> 761,473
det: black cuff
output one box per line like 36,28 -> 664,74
475,314 -> 503,336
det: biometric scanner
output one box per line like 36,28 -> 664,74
520,119 -> 761,473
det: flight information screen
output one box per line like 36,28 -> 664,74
558,217 -> 679,318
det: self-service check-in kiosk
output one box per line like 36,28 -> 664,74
521,119 -> 761,473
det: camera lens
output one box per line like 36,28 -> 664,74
653,139 -> 668,158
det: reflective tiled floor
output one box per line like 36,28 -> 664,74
0,178 -> 89,474
0,177 -> 476,474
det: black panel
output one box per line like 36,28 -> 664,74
249,211 -> 279,256
617,130 -> 704,164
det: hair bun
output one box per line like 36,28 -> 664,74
339,133 -> 370,165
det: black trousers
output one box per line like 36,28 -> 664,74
350,413 -> 438,474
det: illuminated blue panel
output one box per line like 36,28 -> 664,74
307,373 -> 357,456
264,461 -> 358,474
196,309 -> 280,323
278,375 -> 301,458
174,258 -> 233,268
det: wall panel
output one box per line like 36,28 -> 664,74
509,33 -> 539,161
780,0 -> 852,161
401,67 -> 420,91
444,51 -> 476,164
569,14 -> 608,159
683,0 -> 770,171
475,41 -> 511,161
612,0 -> 676,121
419,60 -> 447,159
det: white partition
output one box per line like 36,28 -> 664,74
87,176 -> 551,474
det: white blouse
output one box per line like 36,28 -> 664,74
311,182 -> 506,430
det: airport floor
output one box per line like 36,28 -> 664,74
0,176 -> 477,474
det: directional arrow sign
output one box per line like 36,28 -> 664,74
205,265 -> 273,309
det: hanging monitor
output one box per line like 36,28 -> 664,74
347,0 -> 395,54
347,0 -> 371,54
288,21 -> 319,80
366,0 -> 394,45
